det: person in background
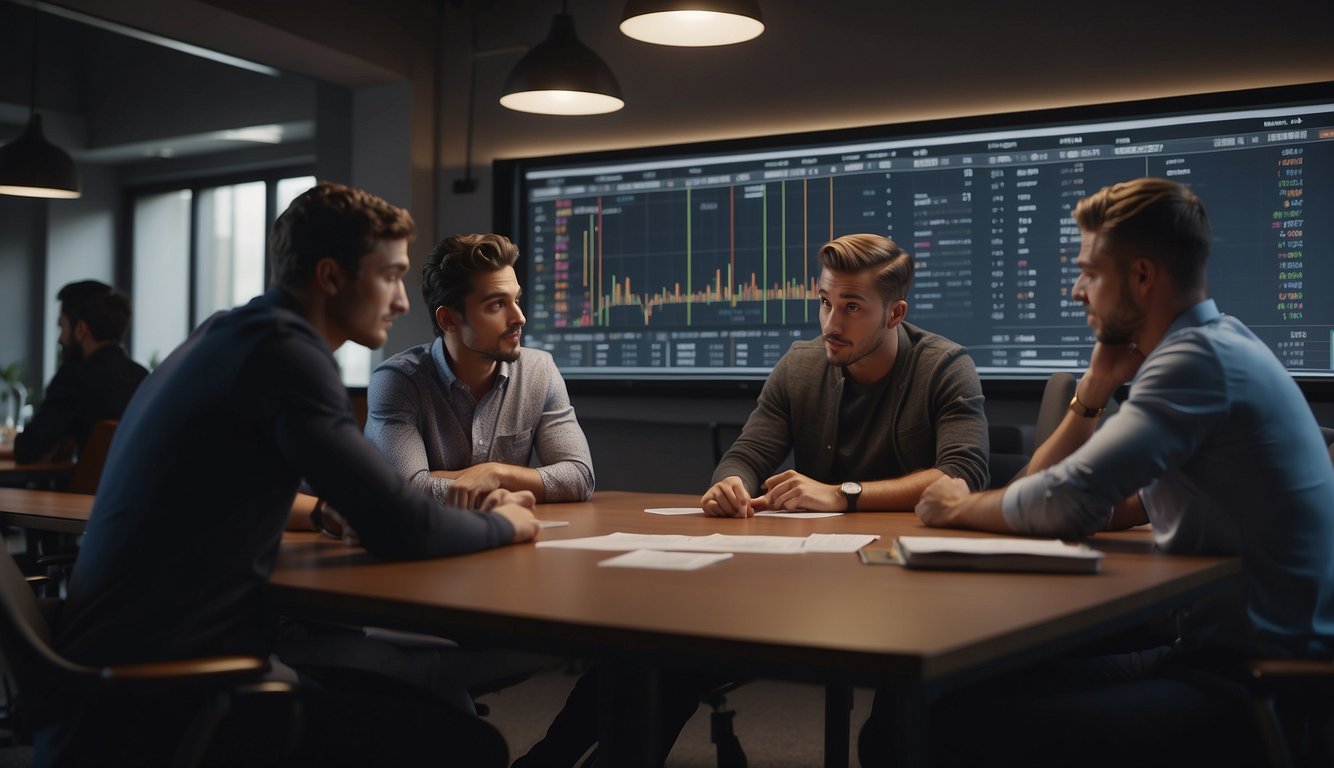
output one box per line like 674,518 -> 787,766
702,233 -> 989,516
41,181 -> 539,767
13,280 -> 147,464
365,233 -> 594,508
867,177 -> 1334,766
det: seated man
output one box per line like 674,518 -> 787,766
702,232 -> 989,516
515,234 -> 990,768
41,182 -> 540,768
365,233 -> 594,508
876,178 -> 1334,766
13,280 -> 147,464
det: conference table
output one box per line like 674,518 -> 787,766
0,457 -> 75,487
268,490 -> 1242,768
0,486 -> 92,534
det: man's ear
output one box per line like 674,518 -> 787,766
313,257 -> 343,297
1130,257 -> 1157,296
435,305 -> 459,334
72,319 -> 91,344
886,299 -> 908,329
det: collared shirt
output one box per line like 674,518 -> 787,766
58,289 -> 514,667
1003,300 -> 1334,657
365,338 -> 594,503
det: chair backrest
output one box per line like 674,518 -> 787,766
0,550 -> 90,728
1033,373 -> 1077,450
68,419 -> 117,495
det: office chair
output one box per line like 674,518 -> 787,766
67,419 -> 117,495
1034,372 -> 1120,452
986,424 -> 1029,489
0,548 -> 289,766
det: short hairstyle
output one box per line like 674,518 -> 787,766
818,234 -> 914,304
269,180 -> 415,293
1073,178 -> 1210,295
57,281 -> 132,343
421,234 -> 520,336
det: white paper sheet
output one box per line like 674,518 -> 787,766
645,507 -> 705,515
598,549 -> 733,570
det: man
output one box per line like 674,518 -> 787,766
701,233 -> 989,516
41,182 -> 539,767
515,234 -> 989,768
864,178 -> 1334,766
13,281 -> 147,464
365,233 -> 594,508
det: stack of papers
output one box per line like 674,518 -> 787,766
893,536 -> 1104,574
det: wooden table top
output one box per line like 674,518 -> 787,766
0,486 -> 93,534
269,490 -> 1240,690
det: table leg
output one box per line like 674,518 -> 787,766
889,683 -> 929,768
597,662 -> 661,766
823,683 -> 852,768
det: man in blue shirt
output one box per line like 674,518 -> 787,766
43,182 -> 538,767
862,177 -> 1334,767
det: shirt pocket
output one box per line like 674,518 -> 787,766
490,430 -> 536,464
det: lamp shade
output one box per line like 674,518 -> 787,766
501,13 -> 624,116
0,113 -> 80,199
620,0 -> 764,46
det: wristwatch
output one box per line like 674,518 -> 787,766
839,481 -> 862,512
1068,393 -> 1105,418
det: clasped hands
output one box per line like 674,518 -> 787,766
700,470 -> 846,517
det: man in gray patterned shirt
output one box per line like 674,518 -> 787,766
366,233 -> 594,508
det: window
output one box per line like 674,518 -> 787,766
128,173 -> 372,385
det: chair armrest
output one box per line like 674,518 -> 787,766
1250,658 -> 1334,696
102,655 -> 269,684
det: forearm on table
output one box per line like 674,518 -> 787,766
860,468 -> 948,511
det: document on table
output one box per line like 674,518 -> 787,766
645,507 -> 843,519
598,550 -> 733,571
894,536 -> 1104,574
536,531 -> 879,554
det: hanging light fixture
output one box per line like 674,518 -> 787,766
620,0 -> 764,47
500,2 -> 624,116
0,6 -> 80,199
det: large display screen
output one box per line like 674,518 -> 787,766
499,83 -> 1334,382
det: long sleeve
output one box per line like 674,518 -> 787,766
712,352 -> 805,493
926,347 -> 990,490
13,366 -> 79,463
254,337 -> 514,559
364,363 -> 456,504
529,363 -> 595,501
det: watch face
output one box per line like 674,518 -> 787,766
840,482 -> 861,496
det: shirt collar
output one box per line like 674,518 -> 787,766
1164,298 -> 1221,338
430,336 -> 512,393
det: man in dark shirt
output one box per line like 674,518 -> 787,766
39,182 -> 539,767
13,281 -> 147,464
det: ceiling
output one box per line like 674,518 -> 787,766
2,1 -> 1333,172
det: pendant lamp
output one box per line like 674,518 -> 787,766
620,0 -> 764,47
0,7 -> 80,199
500,6 -> 624,116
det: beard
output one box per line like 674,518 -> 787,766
1091,285 -> 1145,345
59,340 -> 83,366
462,326 -> 522,364
825,326 -> 887,369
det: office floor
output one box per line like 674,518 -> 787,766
0,673 -> 871,768
478,665 -> 873,767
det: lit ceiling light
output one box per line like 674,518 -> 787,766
620,0 -> 764,47
501,7 -> 624,116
